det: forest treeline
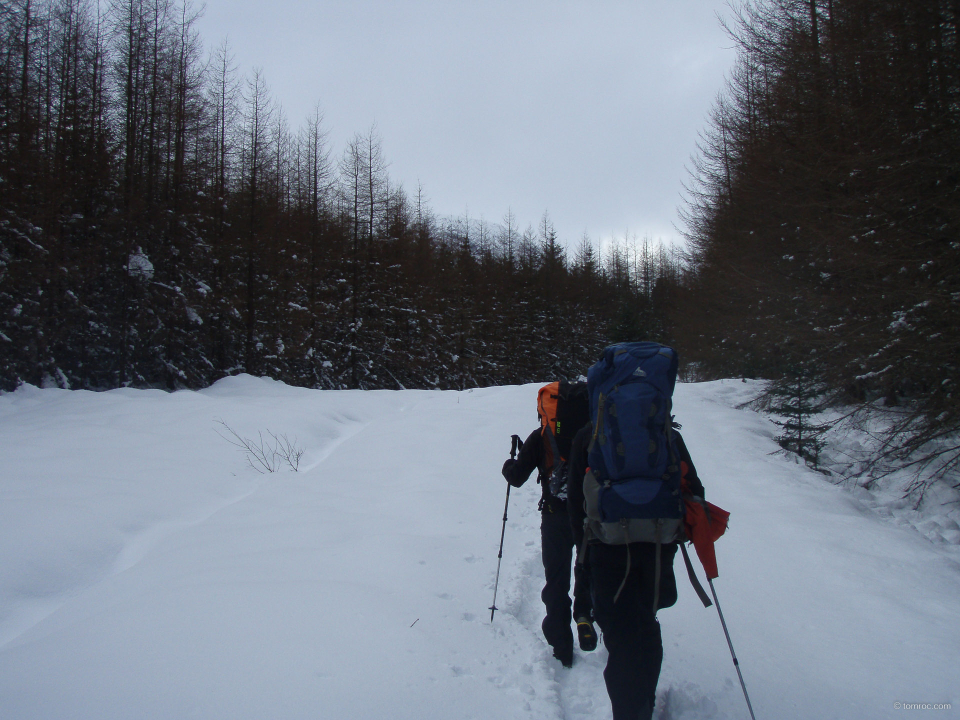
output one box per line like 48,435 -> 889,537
678,0 -> 960,476
6,0 -> 957,481
0,0 -> 680,392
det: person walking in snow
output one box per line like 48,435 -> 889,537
566,420 -> 706,720
501,382 -> 597,668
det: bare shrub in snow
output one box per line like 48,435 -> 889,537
215,420 -> 304,473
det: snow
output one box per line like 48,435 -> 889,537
1,377 -> 958,719
126,249 -> 155,280
787,396 -> 960,557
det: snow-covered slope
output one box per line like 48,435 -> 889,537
0,377 -> 957,719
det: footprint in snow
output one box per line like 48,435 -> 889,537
656,682 -> 721,719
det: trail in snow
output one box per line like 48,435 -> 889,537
0,377 -> 957,720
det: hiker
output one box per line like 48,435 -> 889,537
500,381 -> 597,667
568,342 -> 706,720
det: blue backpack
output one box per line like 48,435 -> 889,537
583,342 -> 684,544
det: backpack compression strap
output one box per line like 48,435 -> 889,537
680,542 -> 713,608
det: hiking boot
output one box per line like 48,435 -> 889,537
553,644 -> 574,668
576,618 -> 597,652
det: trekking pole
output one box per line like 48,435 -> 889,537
490,434 -> 521,622
708,578 -> 757,720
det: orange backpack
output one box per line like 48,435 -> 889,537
536,380 -> 589,495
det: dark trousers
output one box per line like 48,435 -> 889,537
540,508 -> 592,653
588,542 -> 678,720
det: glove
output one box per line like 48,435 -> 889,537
501,458 -> 518,485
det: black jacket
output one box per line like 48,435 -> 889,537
501,427 -> 566,512
566,421 -> 705,542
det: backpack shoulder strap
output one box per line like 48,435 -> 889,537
542,422 -> 562,464
542,423 -> 567,496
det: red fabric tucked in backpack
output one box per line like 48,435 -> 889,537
680,459 -> 729,580
683,498 -> 729,580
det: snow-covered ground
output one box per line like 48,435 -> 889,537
799,402 -> 960,555
1,377 -> 957,719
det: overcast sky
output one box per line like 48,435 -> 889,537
195,1 -> 737,250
